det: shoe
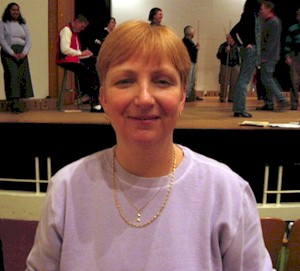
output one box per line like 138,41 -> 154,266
90,104 -> 104,113
10,99 -> 24,113
195,96 -> 203,101
74,94 -> 90,105
291,106 -> 298,110
219,99 -> 225,103
256,105 -> 274,111
228,99 -> 234,102
233,112 -> 252,118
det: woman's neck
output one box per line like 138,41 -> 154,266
114,142 -> 183,178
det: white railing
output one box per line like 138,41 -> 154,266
0,157 -> 51,194
1,160 -> 300,201
0,159 -> 300,220
262,165 -> 300,205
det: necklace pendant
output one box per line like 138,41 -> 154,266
136,213 -> 141,222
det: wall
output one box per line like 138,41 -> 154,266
112,0 -> 244,92
0,0 -> 48,100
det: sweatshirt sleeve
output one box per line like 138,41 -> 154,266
25,177 -> 65,271
222,184 -> 273,271
21,24 -> 31,55
0,22 -> 15,56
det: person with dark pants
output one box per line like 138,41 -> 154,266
56,14 -> 103,113
230,0 -> 262,118
216,34 -> 240,103
182,25 -> 201,102
284,8 -> 300,110
256,1 -> 289,111
0,2 -> 34,113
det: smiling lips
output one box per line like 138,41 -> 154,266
130,115 -> 160,121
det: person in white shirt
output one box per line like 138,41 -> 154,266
56,14 -> 103,113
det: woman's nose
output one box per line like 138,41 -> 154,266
134,83 -> 155,106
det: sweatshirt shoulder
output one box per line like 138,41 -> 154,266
181,146 -> 249,190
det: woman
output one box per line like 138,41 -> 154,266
0,2 -> 34,113
101,17 -> 116,41
26,21 -> 272,270
92,17 -> 116,60
148,7 -> 163,25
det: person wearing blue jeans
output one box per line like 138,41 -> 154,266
256,1 -> 288,111
230,0 -> 262,118
259,60 -> 287,110
233,46 -> 257,114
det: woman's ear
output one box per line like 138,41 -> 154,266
100,87 -> 107,110
181,85 -> 187,103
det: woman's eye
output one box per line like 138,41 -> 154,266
115,78 -> 134,86
155,79 -> 171,87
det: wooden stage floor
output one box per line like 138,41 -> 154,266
0,97 -> 299,130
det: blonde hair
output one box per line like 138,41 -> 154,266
96,20 -> 191,88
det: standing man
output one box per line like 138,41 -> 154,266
216,34 -> 240,103
256,1 -> 289,111
148,7 -> 163,26
182,25 -> 201,102
284,9 -> 300,110
56,14 -> 103,113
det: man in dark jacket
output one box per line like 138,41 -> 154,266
182,25 -> 202,102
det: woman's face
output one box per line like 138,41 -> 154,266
108,19 -> 116,31
10,4 -> 20,21
153,11 -> 163,24
100,56 -> 185,146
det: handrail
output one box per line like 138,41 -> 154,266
262,165 -> 300,205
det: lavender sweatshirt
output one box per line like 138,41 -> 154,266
26,146 -> 273,271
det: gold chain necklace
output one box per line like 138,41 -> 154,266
117,176 -> 166,223
112,145 -> 177,228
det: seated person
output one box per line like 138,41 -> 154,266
56,14 -> 102,112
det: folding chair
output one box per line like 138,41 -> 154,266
260,217 -> 286,269
285,219 -> 300,271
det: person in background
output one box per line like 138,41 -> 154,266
230,0 -> 262,118
93,17 -> 116,56
256,0 -> 289,111
101,17 -> 116,42
56,14 -> 103,113
26,20 -> 272,271
148,7 -> 163,25
182,25 -> 202,102
0,2 -> 34,113
284,8 -> 300,110
216,34 -> 240,103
